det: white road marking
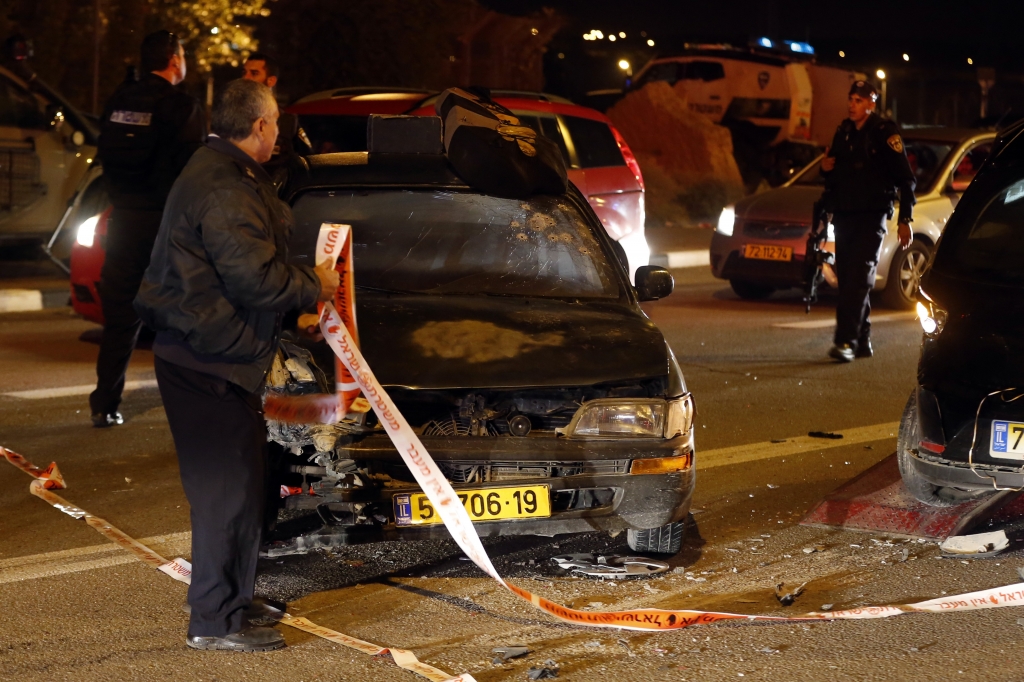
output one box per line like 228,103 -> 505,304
697,421 -> 900,470
3,379 -> 159,400
0,531 -> 190,585
772,312 -> 917,329
0,289 -> 43,313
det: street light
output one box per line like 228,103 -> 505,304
902,53 -> 909,62
647,39 -> 655,47
618,59 -> 630,71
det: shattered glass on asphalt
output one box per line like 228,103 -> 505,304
292,190 -> 620,298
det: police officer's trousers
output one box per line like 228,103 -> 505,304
833,212 -> 887,349
89,208 -> 162,415
154,356 -> 266,638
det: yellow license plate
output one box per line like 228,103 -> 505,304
743,244 -> 793,261
393,485 -> 551,526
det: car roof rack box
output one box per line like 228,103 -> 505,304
366,115 -> 444,155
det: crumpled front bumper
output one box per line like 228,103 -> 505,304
281,432 -> 695,541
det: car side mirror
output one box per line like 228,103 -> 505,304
634,265 -> 674,301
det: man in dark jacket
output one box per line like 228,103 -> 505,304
90,30 -> 206,427
820,80 -> 916,362
135,79 -> 339,651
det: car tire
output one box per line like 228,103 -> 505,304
729,279 -> 775,300
882,241 -> 931,309
627,521 -> 685,555
897,390 -> 960,507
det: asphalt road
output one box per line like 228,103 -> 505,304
2,264 -> 1022,682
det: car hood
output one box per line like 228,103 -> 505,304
736,185 -> 823,224
352,294 -> 669,390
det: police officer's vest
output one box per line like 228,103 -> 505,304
99,74 -> 181,209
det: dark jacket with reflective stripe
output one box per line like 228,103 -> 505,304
822,113 -> 917,223
134,137 -> 320,392
98,73 -> 207,210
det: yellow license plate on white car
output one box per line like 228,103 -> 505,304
990,420 -> 1024,460
743,244 -> 793,261
393,485 -> 551,526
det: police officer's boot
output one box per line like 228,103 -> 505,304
855,337 -> 873,358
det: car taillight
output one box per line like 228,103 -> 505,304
610,125 -> 645,191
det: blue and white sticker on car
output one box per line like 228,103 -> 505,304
990,420 -> 1024,459
394,493 -> 414,526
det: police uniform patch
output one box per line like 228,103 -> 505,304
887,134 -> 904,153
110,110 -> 152,126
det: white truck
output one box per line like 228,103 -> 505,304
629,43 -> 861,149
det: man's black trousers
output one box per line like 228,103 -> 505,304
832,211 -> 888,348
155,356 -> 266,638
90,208 -> 163,415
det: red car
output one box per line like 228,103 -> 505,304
68,88 -> 648,323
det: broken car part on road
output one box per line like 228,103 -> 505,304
551,554 -> 670,578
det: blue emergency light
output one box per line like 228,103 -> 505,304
786,41 -> 815,54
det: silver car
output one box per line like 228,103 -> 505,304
710,127 -> 996,308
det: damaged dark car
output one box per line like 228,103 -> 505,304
898,120 -> 1024,505
262,124 -> 695,556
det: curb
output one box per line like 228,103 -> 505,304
648,249 -> 710,269
0,288 -> 70,313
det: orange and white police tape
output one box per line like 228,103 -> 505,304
0,445 -> 472,682
283,222 -> 1024,631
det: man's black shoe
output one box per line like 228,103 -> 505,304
828,344 -> 856,363
186,626 -> 285,652
91,412 -> 124,428
856,339 -> 873,358
181,597 -> 286,624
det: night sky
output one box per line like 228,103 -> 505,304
482,0 -> 1024,72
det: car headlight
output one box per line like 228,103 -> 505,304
916,300 -> 947,336
76,215 -> 100,247
565,395 -> 694,439
716,206 -> 735,236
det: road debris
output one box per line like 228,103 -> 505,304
939,530 -> 1009,557
618,639 -> 637,657
820,603 -> 834,611
774,582 -> 807,606
551,554 -> 669,578
492,646 -> 530,663
527,661 -> 560,679
808,431 -> 843,439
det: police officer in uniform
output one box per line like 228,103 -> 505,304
89,31 -> 206,426
820,80 -> 916,363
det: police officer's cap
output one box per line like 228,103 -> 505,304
849,80 -> 878,101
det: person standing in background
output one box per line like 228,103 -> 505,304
89,30 -> 206,427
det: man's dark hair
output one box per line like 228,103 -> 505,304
245,51 -> 279,78
141,30 -> 180,73
211,79 -> 277,141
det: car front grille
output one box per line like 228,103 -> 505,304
742,221 -> 809,240
438,459 -> 630,483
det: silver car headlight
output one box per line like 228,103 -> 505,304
716,206 -> 735,236
565,395 -> 694,439
76,214 -> 100,247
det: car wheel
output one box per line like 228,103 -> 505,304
627,521 -> 685,555
882,241 -> 930,309
729,279 -> 775,300
896,390 -> 960,507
